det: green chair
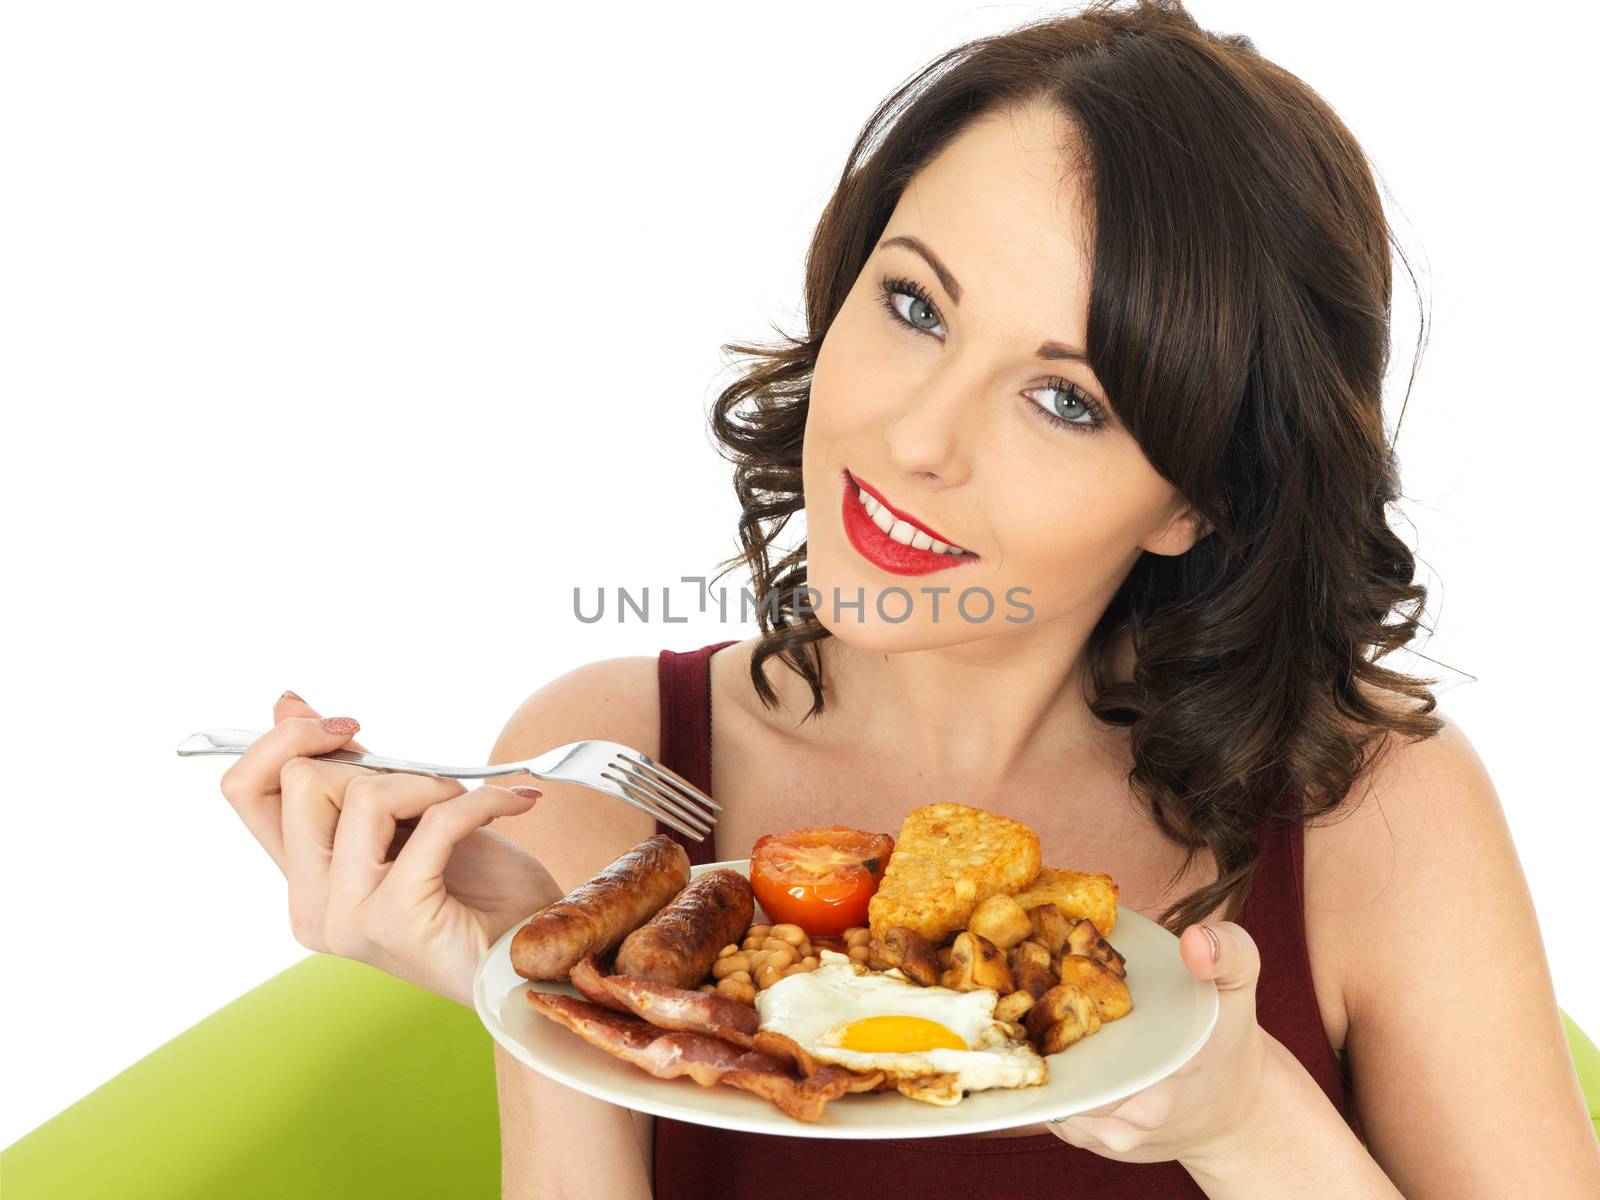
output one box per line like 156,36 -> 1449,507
0,957 -> 500,1200
4,955 -> 1598,1198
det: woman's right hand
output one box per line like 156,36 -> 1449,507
218,689 -> 565,1007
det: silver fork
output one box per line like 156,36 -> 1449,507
175,728 -> 720,841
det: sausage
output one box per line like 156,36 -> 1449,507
613,868 -> 755,989
510,834 -> 691,981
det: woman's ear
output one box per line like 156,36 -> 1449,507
1143,504 -> 1213,557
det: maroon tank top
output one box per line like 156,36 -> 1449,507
651,639 -> 1360,1198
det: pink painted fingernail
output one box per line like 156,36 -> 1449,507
319,716 -> 359,735
509,786 -> 543,801
279,689 -> 303,704
1200,924 -> 1221,962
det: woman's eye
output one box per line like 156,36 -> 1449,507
1025,379 -> 1106,434
879,278 -> 945,336
889,290 -> 942,333
1030,384 -> 1091,423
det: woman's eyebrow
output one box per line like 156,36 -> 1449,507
876,234 -> 1091,364
879,234 -> 966,304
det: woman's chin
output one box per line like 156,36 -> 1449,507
813,608 -> 995,655
805,557 -> 1016,651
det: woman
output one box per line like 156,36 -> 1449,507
218,2 -> 1600,1196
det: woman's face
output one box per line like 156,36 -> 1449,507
802,100 -> 1207,652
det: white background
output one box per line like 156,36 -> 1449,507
4,0 -> 1596,1148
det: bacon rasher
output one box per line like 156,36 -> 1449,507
566,955 -> 877,1081
523,991 -> 885,1121
569,954 -> 758,1038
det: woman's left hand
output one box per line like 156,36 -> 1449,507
1045,920 -> 1282,1167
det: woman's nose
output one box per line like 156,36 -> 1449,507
884,387 -> 975,489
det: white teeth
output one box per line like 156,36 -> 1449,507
855,483 -> 970,555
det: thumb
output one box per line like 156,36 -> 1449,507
1179,921 -> 1260,993
273,688 -> 372,755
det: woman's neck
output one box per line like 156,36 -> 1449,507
758,621 -> 1134,799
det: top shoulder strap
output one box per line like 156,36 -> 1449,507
1241,808 -> 1359,1133
653,639 -> 739,865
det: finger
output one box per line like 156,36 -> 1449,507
1071,1098 -> 1125,1118
279,755 -> 376,951
273,689 -> 372,755
377,785 -> 543,905
1046,1117 -> 1098,1149
1054,1113 -> 1142,1155
326,772 -> 472,924
218,713 -> 363,870
1179,920 -> 1261,991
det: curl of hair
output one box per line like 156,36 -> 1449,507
707,0 -> 1448,934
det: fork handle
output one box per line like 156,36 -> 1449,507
174,728 -> 527,781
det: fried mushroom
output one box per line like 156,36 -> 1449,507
1008,939 -> 1053,971
1053,953 -> 1133,1021
1064,918 -> 1127,979
1011,959 -> 1057,1000
866,925 -> 942,986
939,931 -> 1015,994
1025,983 -> 1102,1053
1025,902 -> 1073,957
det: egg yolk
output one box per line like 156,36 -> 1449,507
828,1015 -> 968,1053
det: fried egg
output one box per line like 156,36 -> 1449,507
754,950 -> 1046,1105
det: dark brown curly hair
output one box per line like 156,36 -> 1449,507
706,0 -> 1449,934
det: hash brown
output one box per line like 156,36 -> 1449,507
1008,866 -> 1120,936
867,803 -> 1041,942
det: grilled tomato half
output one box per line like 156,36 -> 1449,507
748,826 -> 895,936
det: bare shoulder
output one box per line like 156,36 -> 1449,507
1301,708 -> 1500,974
494,655 -> 664,757
484,655 -> 664,895
1302,708 -> 1491,1028
1302,707 -> 1600,1195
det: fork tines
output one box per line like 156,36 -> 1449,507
601,751 -> 720,843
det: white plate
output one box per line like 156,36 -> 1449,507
474,859 -> 1218,1139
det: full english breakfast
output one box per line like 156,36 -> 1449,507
511,802 -> 1133,1122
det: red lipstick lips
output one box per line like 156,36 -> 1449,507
840,469 -> 979,577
